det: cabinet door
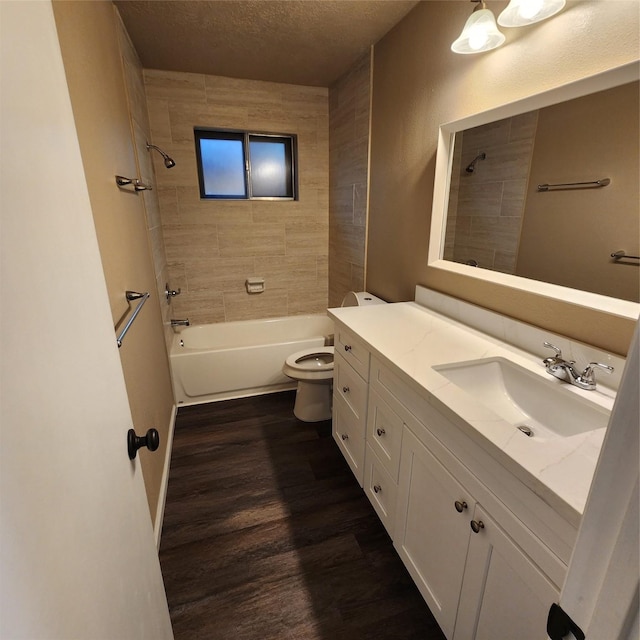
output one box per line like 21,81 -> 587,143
453,505 -> 559,640
364,444 -> 397,538
333,393 -> 366,486
394,427 -> 472,638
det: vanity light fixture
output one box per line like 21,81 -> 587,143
498,0 -> 566,27
451,0 -> 506,55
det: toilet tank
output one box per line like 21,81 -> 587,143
341,291 -> 387,307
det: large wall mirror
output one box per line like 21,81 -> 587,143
428,62 -> 640,321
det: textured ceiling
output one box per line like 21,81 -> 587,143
115,0 -> 420,87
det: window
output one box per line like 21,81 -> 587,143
194,128 -> 297,200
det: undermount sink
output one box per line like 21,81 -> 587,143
433,357 -> 610,439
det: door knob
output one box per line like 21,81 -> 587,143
127,428 -> 159,460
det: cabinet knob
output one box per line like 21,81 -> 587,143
373,484 -> 382,494
454,500 -> 468,513
376,427 -> 386,437
341,433 -> 349,441
470,519 -> 485,533
344,344 -> 352,352
342,386 -> 350,393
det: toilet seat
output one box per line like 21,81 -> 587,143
283,347 -> 334,381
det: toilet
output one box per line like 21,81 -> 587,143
283,291 -> 386,422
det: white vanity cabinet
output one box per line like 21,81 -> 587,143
332,327 -> 370,486
330,318 -> 573,640
395,424 -> 559,639
363,389 -> 403,536
453,504 -> 559,640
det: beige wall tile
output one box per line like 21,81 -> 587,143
223,289 -> 289,322
146,70 -> 329,323
144,68 -> 206,102
163,223 -> 219,261
285,221 -> 328,256
186,257 -> 255,292
218,222 -> 286,257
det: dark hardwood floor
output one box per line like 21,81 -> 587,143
159,391 -> 446,640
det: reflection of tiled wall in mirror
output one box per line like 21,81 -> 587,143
445,112 -> 538,273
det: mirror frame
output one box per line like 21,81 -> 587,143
428,61 -> 640,321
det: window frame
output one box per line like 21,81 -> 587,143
194,127 -> 298,201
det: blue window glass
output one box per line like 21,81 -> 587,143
199,138 -> 246,197
195,128 -> 296,200
249,137 -> 292,198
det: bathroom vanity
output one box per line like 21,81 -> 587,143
329,286 -> 621,640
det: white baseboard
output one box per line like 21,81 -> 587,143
154,404 -> 177,550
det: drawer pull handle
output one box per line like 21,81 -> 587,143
344,345 -> 352,352
454,500 -> 468,513
341,433 -> 349,441
373,484 -> 382,494
376,428 -> 386,437
342,386 -> 350,393
470,519 -> 485,533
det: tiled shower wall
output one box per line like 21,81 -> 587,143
445,112 -> 538,273
143,70 -> 329,325
328,53 -> 371,307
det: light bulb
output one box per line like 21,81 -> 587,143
519,0 -> 543,20
468,25 -> 489,50
451,8 -> 506,55
498,0 -> 565,27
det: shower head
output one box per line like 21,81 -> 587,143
465,152 -> 486,173
146,142 -> 176,169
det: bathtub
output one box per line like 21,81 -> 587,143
170,314 -> 335,405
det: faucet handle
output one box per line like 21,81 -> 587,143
543,342 -> 563,358
579,362 -> 614,386
542,342 -> 574,368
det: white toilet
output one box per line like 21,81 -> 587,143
282,291 -> 386,422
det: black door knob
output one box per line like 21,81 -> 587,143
127,428 -> 160,460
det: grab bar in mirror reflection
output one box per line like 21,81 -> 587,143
537,178 -> 610,192
116,291 -> 150,347
611,250 -> 640,263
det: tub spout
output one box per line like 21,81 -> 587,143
171,318 -> 190,328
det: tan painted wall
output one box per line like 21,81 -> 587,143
328,52 -> 372,306
144,70 -> 329,324
517,82 -> 639,302
368,0 -> 639,355
53,1 -> 174,527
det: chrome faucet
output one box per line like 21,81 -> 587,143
542,342 -> 613,390
171,318 -> 190,328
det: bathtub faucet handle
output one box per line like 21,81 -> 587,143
165,283 -> 181,301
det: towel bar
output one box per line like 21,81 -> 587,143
116,291 -> 150,347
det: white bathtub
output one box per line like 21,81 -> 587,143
170,314 -> 335,405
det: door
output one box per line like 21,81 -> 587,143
453,505 -> 559,640
394,426 -> 472,638
554,323 -> 639,639
0,2 -> 173,638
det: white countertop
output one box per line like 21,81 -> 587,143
328,301 -> 616,522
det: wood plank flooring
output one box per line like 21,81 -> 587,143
159,391 -> 446,640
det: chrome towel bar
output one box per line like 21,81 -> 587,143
611,250 -> 640,262
537,178 -> 610,192
116,291 -> 150,348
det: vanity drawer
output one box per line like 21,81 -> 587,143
333,393 -> 366,486
364,444 -> 397,538
334,352 -> 368,428
367,389 -> 403,481
335,326 -> 370,381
